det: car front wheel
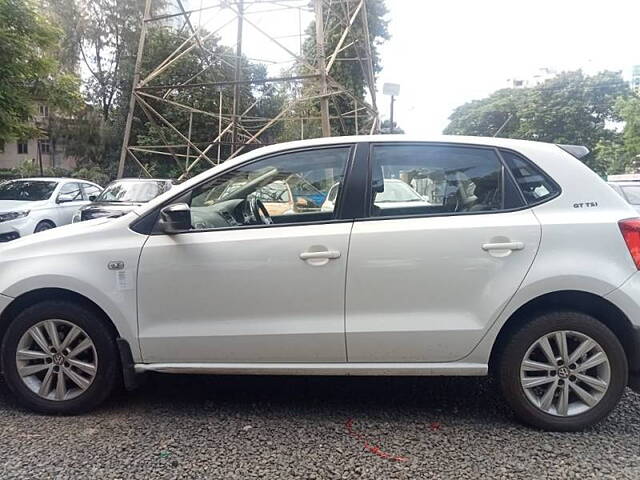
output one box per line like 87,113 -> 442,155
499,311 -> 628,431
1,301 -> 119,414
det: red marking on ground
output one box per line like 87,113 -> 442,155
345,418 -> 409,462
429,422 -> 442,431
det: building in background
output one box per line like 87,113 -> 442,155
0,103 -> 76,171
507,67 -> 557,89
632,65 -> 640,94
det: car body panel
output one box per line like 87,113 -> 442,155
137,222 -> 352,363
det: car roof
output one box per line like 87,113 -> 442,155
111,178 -> 172,182
608,181 -> 640,186
11,177 -> 102,185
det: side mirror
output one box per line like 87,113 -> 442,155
159,203 -> 191,234
89,195 -> 97,202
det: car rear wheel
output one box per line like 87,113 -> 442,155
498,311 -> 627,431
1,301 -> 119,414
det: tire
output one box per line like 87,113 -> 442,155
34,220 -> 55,233
498,311 -> 627,431
1,301 -> 120,414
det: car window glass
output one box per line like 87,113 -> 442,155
83,184 -> 102,199
58,183 -> 83,201
188,147 -> 350,230
0,181 -> 58,201
621,185 -> 640,205
501,150 -> 559,204
370,144 -> 504,217
97,181 -> 167,203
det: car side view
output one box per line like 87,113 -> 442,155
0,178 -> 102,242
0,135 -> 639,431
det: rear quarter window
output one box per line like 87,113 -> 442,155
501,149 -> 560,205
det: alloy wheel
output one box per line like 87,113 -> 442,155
520,330 -> 611,417
15,319 -> 98,401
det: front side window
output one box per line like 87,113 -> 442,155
369,144 -> 505,217
188,147 -> 350,230
0,181 -> 58,201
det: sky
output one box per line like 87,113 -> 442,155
376,0 -> 640,134
190,0 -> 640,135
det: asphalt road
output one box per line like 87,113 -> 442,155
0,374 -> 639,479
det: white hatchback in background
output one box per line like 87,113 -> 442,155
608,181 -> 640,214
1,136 -> 640,432
0,178 -> 102,242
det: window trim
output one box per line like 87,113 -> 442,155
357,141 -> 561,223
131,143 -> 359,236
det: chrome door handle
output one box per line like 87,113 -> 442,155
482,241 -> 524,251
299,250 -> 341,260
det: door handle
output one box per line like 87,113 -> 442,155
481,241 -> 524,251
299,250 -> 341,260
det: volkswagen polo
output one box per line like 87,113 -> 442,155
1,136 -> 639,431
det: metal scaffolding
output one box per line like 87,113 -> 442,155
117,0 -> 380,179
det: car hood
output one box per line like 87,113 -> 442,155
80,202 -> 141,219
0,199 -> 48,213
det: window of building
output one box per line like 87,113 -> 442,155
17,142 -> 28,155
38,140 -> 51,154
39,105 -> 49,117
0,141 -> 4,153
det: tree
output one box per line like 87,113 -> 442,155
0,0 -> 82,141
444,70 -> 630,173
380,119 -> 404,134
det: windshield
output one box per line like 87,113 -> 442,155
0,180 -> 58,201
375,181 -> 424,203
96,181 -> 169,203
622,185 -> 640,205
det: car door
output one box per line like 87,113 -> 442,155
55,182 -> 87,225
137,145 -> 356,363
345,143 -> 542,362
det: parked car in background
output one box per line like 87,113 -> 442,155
0,178 -> 102,242
2,136 -> 640,432
608,181 -> 640,214
322,178 -> 430,212
72,178 -> 173,223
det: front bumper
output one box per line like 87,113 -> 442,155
0,216 -> 35,242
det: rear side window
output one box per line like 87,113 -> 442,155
369,144 -> 508,217
501,150 -> 559,205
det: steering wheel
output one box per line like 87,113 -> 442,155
248,197 -> 273,225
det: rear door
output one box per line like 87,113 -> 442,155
345,143 -> 542,362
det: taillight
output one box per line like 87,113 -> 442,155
619,219 -> 640,269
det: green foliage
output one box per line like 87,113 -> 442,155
380,119 -> 404,134
0,0 -> 81,141
444,70 -> 631,174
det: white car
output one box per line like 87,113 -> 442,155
0,178 -> 102,242
608,181 -> 640,214
322,178 -> 431,212
0,136 -> 639,431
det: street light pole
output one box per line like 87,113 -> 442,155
383,83 -> 400,134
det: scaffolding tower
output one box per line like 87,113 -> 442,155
117,0 -> 380,179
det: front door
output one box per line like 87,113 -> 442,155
345,143 -> 542,362
55,182 -> 87,225
137,146 -> 354,363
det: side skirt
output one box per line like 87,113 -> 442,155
134,362 -> 488,376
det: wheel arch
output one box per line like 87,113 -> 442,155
489,290 -> 638,374
0,288 -> 120,349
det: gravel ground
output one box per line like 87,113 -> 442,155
0,374 -> 639,479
